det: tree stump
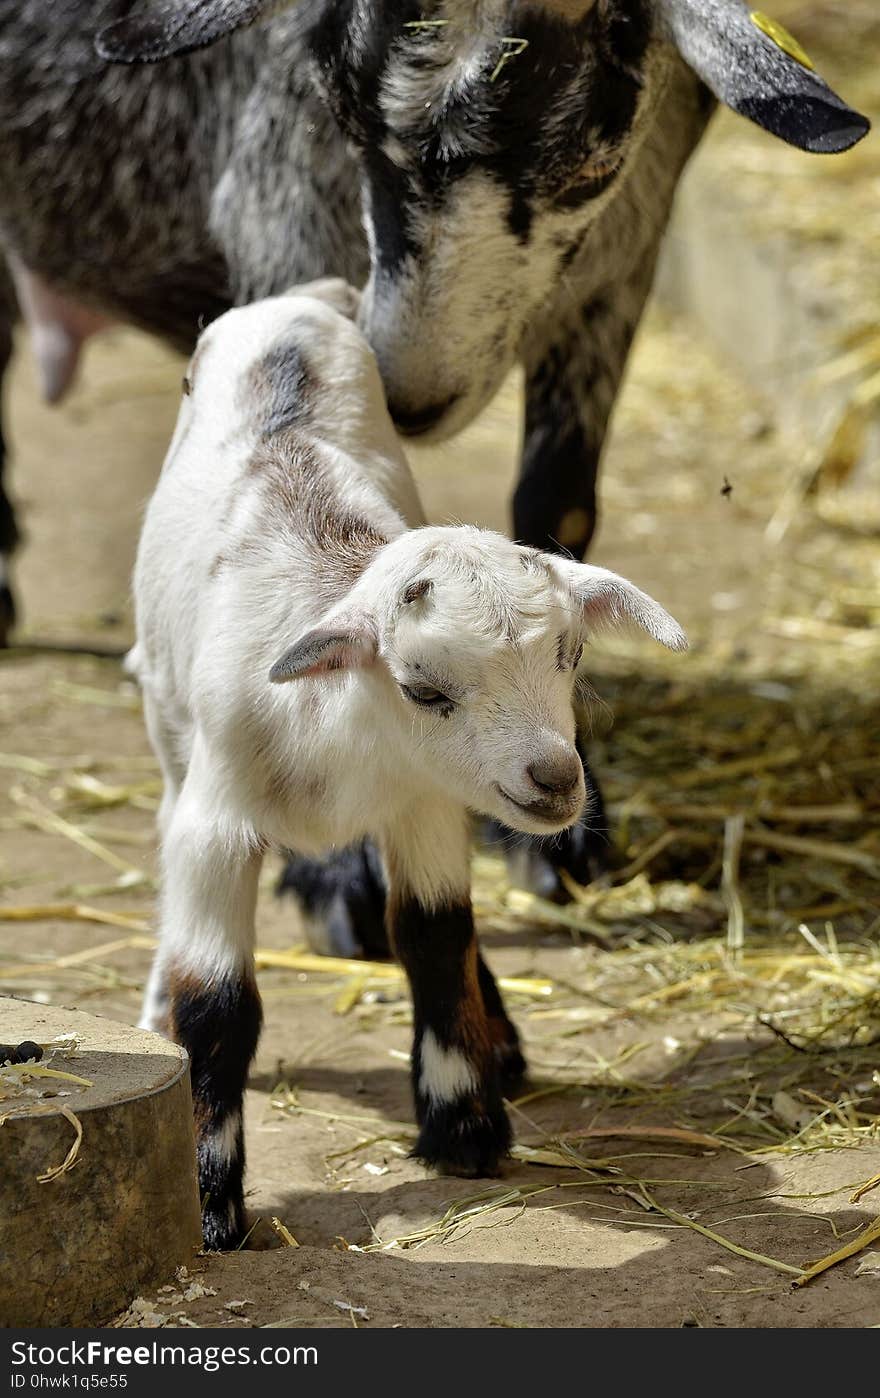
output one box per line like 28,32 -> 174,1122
0,997 -> 201,1326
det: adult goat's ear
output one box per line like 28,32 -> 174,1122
656,0 -> 869,154
558,562 -> 688,652
96,0 -> 295,65
268,619 -> 378,683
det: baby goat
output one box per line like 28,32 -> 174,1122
133,280 -> 687,1250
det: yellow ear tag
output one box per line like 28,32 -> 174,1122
750,11 -> 816,71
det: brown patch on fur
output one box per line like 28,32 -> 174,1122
246,438 -> 387,586
382,853 -> 404,955
165,962 -> 211,1134
456,939 -> 493,1069
402,577 -> 432,606
538,0 -> 598,20
557,506 -> 594,550
485,1013 -> 512,1053
165,962 -> 202,1019
165,960 -> 261,1138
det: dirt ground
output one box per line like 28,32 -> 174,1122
2,6 -> 880,1320
2,278 -> 879,1329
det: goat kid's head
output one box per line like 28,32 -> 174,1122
99,0 -> 869,441
267,528 -> 686,834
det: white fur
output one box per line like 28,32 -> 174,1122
202,1111 -> 242,1167
138,955 -> 169,1033
133,281 -> 685,1010
419,1029 -> 478,1105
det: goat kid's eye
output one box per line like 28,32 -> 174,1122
400,683 -> 453,710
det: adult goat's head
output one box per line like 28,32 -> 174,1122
98,0 -> 869,440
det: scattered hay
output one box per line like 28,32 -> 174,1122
270,1216 -> 300,1248
634,1184 -> 804,1278
9,786 -> 149,886
0,1100 -> 84,1184
35,1105 -> 84,1184
0,1063 -> 93,1091
0,1030 -> 93,1122
795,1212 -> 880,1289
254,946 -> 553,1002
352,1185 -> 546,1253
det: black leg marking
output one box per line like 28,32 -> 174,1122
477,952 -> 526,1090
506,305 -> 623,897
391,896 -> 511,1177
169,969 -> 263,1251
509,302 -> 637,898
277,840 -> 391,959
514,418 -> 599,560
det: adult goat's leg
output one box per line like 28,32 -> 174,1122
504,72 -> 711,898
508,263 -> 658,896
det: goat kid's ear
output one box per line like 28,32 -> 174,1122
560,562 -> 688,653
657,0 -> 869,154
96,0 -> 296,65
269,621 -> 378,683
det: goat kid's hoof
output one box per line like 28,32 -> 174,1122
413,1099 -> 512,1179
200,1204 -> 247,1254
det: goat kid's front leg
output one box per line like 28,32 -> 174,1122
279,840 -> 523,1082
385,811 -> 512,1177
152,766 -> 263,1251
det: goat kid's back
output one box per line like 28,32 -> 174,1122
134,279 -> 423,832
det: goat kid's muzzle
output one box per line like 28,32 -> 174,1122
495,784 -> 586,831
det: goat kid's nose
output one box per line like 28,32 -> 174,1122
527,754 -> 583,797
